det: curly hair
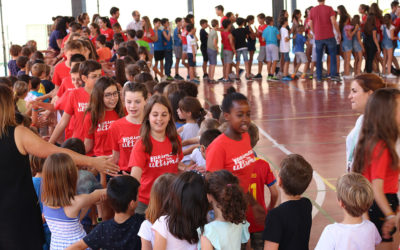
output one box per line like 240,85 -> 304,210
206,170 -> 247,224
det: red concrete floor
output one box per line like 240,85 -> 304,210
193,66 -> 400,249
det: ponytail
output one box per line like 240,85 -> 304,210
196,108 -> 207,127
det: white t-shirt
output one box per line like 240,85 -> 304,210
180,123 -> 200,164
152,215 -> 197,250
280,27 -> 290,53
186,34 -> 196,54
315,220 -> 381,250
346,115 -> 363,172
380,24 -> 394,39
190,147 -> 206,167
138,220 -> 154,247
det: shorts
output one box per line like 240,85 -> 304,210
257,45 -> 266,62
353,40 -> 362,53
250,232 -> 263,250
149,43 -> 154,55
154,50 -> 165,61
223,50 -> 234,64
342,39 -> 353,52
312,44 -> 317,62
135,201 -> 148,215
247,39 -> 256,51
236,48 -> 249,62
182,44 -> 188,54
174,46 -> 182,59
369,193 -> 399,242
187,53 -> 196,67
295,52 -> 308,64
207,48 -> 218,65
266,44 -> 279,62
382,39 -> 394,50
281,52 -> 290,62
201,46 -> 208,62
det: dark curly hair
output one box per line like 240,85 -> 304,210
206,170 -> 247,224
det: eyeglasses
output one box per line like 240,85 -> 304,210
104,91 -> 119,99
88,74 -> 102,80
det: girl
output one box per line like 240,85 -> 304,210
109,82 -> 147,173
83,76 -> 124,157
353,88 -> 400,249
363,15 -> 380,73
177,96 -> 207,165
77,13 -> 90,28
359,4 -> 369,25
142,16 -> 156,63
129,94 -> 183,214
13,80 -> 29,114
98,17 -> 114,42
168,90 -> 187,129
89,23 -> 101,46
125,64 -> 141,83
304,6 -> 313,74
246,15 -> 256,76
352,15 -> 364,76
340,15 -> 356,79
381,14 -> 398,78
199,170 -> 250,249
138,173 -> 176,250
42,153 -> 106,249
153,171 -> 208,250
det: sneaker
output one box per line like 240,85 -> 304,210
282,76 -> 292,81
253,73 -> 262,79
221,78 -> 232,83
229,72 -> 236,79
166,76 -> 174,81
267,75 -> 273,81
270,76 -> 280,81
154,76 -> 159,82
245,75 -> 253,81
331,75 -> 342,82
186,75 -> 190,80
386,73 -> 397,79
174,74 -> 184,80
218,77 -> 224,82
191,79 -> 200,84
342,75 -> 353,80
300,73 -> 306,79
239,68 -> 245,77
291,73 -> 297,79
203,73 -> 209,79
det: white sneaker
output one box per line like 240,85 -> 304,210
342,75 -> 353,80
229,72 -> 236,79
386,74 -> 397,79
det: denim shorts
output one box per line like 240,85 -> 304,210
281,52 -> 290,62
382,39 -> 394,50
182,44 -> 188,54
266,44 -> 279,62
341,40 -> 353,52
236,48 -> 249,62
174,46 -> 182,59
207,48 -> 218,65
257,46 -> 266,62
149,43 -> 154,55
223,50 -> 234,64
352,40 -> 362,53
187,53 -> 196,67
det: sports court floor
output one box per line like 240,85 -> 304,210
196,65 -> 400,248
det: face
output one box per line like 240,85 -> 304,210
257,17 -> 264,24
65,49 -> 84,61
149,103 -> 170,134
71,73 -> 82,88
225,100 -> 251,133
134,12 -> 141,21
115,11 -> 120,19
103,85 -> 119,110
348,80 -> 372,113
89,25 -> 96,35
201,23 -> 208,29
359,6 -> 363,14
285,11 -> 289,18
177,108 -> 190,120
85,15 -> 90,25
83,69 -> 102,88
125,91 -> 146,119
98,19 -> 105,28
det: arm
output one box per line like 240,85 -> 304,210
154,231 -> 167,250
84,138 -> 94,154
152,29 -> 157,42
213,37 -> 218,52
75,189 -> 107,210
191,45 -> 197,60
48,112 -> 71,144
349,25 -> 358,38
163,30 -> 171,41
372,30 -> 381,53
200,235 -> 214,250
182,144 -> 199,156
330,16 -> 340,40
111,150 -> 120,165
65,240 -> 88,250
182,136 -> 200,146
372,179 -> 396,239
130,166 -> 143,182
390,28 -> 397,40
264,241 -> 279,250
356,30 -> 365,52
309,20 -> 314,34
267,184 -> 279,211
229,34 -> 236,54
56,39 -> 63,49
141,239 -> 153,250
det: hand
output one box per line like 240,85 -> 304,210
377,48 -> 381,55
382,216 -> 396,239
91,156 -> 120,176
251,202 -> 267,226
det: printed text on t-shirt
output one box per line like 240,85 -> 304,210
232,150 -> 256,171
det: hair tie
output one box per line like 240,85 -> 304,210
120,56 -> 125,60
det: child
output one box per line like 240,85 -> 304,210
363,14 -> 380,73
199,19 -> 209,79
126,29 -> 136,41
66,176 -> 143,250
254,13 -> 267,79
200,170 -> 250,249
16,56 -> 29,77
232,17 -> 251,80
13,81 -> 29,114
153,18 -> 165,81
262,154 -> 313,249
112,22 -> 127,41
125,64 -> 140,83
129,95 -> 183,215
189,128 -> 221,170
173,17 -> 184,80
279,17 -> 291,81
162,18 -> 174,81
138,173 -> 176,249
381,14 -> 398,78
98,17 -> 114,42
221,19 -> 236,83
291,25 -> 308,80
352,15 -> 364,77
56,54 -> 86,99
262,16 -> 280,81
89,23 -> 101,46
31,63 -> 55,94
207,19 -> 219,83
96,35 -> 112,62
340,15 -> 356,79
25,77 -> 47,102
136,30 -> 150,51
186,23 -> 199,84
315,173 -> 381,249
246,15 -> 257,77
42,153 -> 106,249
109,82 -> 147,173
153,171 -> 208,249
177,96 -> 207,165
8,44 -> 21,76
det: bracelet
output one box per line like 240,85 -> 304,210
385,214 -> 395,221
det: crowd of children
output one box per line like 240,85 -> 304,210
3,2 -> 400,250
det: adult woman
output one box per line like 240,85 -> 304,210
48,16 -> 68,53
0,85 -> 118,249
346,74 -> 386,171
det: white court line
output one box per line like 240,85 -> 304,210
257,125 -> 326,218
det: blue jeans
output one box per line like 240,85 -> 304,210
315,37 -> 337,80
164,49 -> 173,76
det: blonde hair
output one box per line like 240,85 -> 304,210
13,81 -> 28,99
31,63 -> 46,77
199,118 -> 220,135
163,83 -> 179,99
337,173 -> 374,217
42,153 -> 78,207
0,84 -> 16,137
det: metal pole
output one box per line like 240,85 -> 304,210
97,0 -> 100,14
188,0 -> 193,14
291,0 -> 297,13
0,0 -> 7,76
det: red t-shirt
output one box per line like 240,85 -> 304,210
128,136 -> 183,204
220,16 -> 228,28
101,28 -> 114,41
108,117 -> 141,172
206,133 -> 256,191
362,141 -> 399,194
309,5 -> 335,40
143,29 -> 155,43
246,158 -> 276,233
257,24 -> 268,46
110,17 -> 118,27
52,61 -> 70,86
394,18 -> 400,37
221,31 -> 233,51
61,33 -> 70,49
97,47 -> 112,62
181,28 -> 188,45
90,35 -> 97,47
57,75 -> 75,98
64,88 -> 90,141
54,90 -> 74,140
84,110 -> 120,156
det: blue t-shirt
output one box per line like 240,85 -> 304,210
262,26 -> 279,46
173,27 -> 182,47
163,30 -> 173,50
41,80 -> 55,94
8,60 -> 19,76
294,34 -> 307,53
154,29 -> 164,51
49,30 -> 66,51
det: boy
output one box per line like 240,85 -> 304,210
126,29 -> 136,41
136,30 -> 150,51
8,44 -> 22,76
16,56 -> 29,77
189,128 -> 221,170
61,22 -> 82,49
31,63 -> 55,94
153,18 -> 165,81
247,123 -> 279,250
199,19 -> 209,79
112,23 -> 127,41
173,17 -> 184,80
254,13 -> 267,79
57,54 -> 86,99
262,16 -> 280,81
292,25 -> 308,79
221,19 -> 236,83
161,18 -> 174,81
186,23 -> 199,84
262,154 -> 313,250
207,19 -> 219,83
315,173 -> 381,249
66,176 -> 143,250
279,18 -> 292,81
109,6 -> 120,26
232,17 -> 251,80
96,35 -> 112,62
25,77 -> 47,102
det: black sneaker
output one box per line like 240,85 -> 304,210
239,68 -> 245,77
218,77 -> 224,82
174,74 -> 184,80
253,73 -> 262,79
203,73 -> 209,79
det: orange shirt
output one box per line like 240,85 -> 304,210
97,47 -> 112,62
